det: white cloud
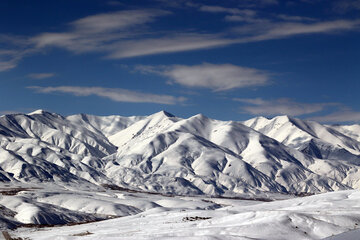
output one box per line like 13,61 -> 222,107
224,15 -> 266,23
258,0 -> 279,5
104,19 -> 360,59
234,20 -> 360,42
28,86 -> 186,105
71,10 -> 169,34
31,9 -> 170,54
137,63 -> 270,91
1,8 -> 360,70
0,35 -> 38,72
333,0 -> 360,13
198,5 -> 259,23
29,8 -> 360,60
0,49 -> 25,72
234,98 -> 334,116
0,110 -> 19,116
0,59 -> 17,71
266,20 -> 359,37
276,14 -> 316,22
27,73 -> 55,79
107,1 -> 123,6
106,34 -> 236,59
236,97 -> 360,123
199,5 -> 253,15
238,0 -> 279,8
0,108 -> 37,116
153,0 -> 193,8
308,109 -> 360,123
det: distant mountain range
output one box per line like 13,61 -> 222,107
1,110 -> 360,196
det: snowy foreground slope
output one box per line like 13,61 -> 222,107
1,110 -> 360,239
12,189 -> 360,240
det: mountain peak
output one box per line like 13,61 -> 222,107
1,110 -> 359,198
28,109 -> 49,115
27,109 -> 65,120
161,110 -> 175,117
150,110 -> 175,118
273,115 -> 292,121
255,116 -> 270,121
191,113 -> 210,120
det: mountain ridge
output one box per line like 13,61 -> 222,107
0,110 -> 359,197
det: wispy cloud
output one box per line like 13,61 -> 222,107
224,15 -> 266,23
153,0 -> 193,8
199,5 -> 255,15
106,34 -> 236,59
0,34 -> 35,72
233,20 -> 360,42
0,110 -> 19,116
276,14 -> 316,22
102,19 -> 360,59
29,9 -> 360,60
31,9 -> 170,54
236,97 -> 360,122
198,4 -> 263,23
0,108 -> 37,116
0,48 -> 25,72
71,10 -> 168,34
0,59 -> 17,71
28,86 -> 186,105
27,73 -> 55,79
308,108 -> 360,123
234,98 -> 335,116
258,0 -> 279,5
333,0 -> 360,13
106,1 -> 123,6
238,0 -> 279,8
1,7 -> 360,70
136,63 -> 270,91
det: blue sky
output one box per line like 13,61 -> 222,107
0,0 -> 359,122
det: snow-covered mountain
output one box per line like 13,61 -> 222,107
1,110 -> 360,197
243,115 -> 360,159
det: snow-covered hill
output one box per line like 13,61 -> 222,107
243,115 -> 360,159
12,189 -> 360,240
1,110 -> 360,235
0,110 -> 360,196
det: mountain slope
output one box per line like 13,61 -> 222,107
0,110 -> 359,197
105,112 -> 348,195
243,115 -> 360,160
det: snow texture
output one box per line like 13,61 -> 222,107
0,110 -> 359,239
11,189 -> 360,240
1,110 -> 359,195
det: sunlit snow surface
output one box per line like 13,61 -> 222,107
10,189 -> 360,240
1,110 -> 360,239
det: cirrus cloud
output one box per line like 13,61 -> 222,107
308,108 -> 360,123
29,9 -> 360,60
333,0 -> 360,13
234,98 -> 336,116
27,73 -> 55,79
199,5 -> 256,15
136,63 -> 270,91
0,7 -> 360,71
28,86 -> 186,105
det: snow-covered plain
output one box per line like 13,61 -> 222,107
0,110 -> 360,239
11,189 -> 360,240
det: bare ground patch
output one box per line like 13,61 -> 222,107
72,231 -> 93,236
